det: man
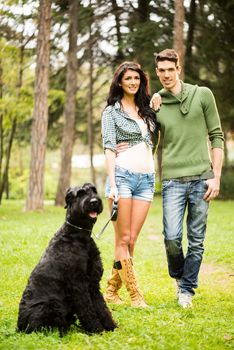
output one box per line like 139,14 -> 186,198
153,49 -> 224,308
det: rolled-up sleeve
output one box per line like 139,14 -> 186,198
201,87 -> 224,149
101,107 -> 117,153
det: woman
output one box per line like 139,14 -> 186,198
102,62 -> 159,307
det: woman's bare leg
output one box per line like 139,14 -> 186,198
129,199 -> 151,257
108,198 -> 132,260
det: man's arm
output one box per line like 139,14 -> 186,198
203,148 -> 223,201
200,87 -> 224,201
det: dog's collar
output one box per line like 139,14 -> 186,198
65,220 -> 92,233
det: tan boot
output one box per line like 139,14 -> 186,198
117,259 -> 148,307
104,266 -> 124,305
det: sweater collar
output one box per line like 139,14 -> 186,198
159,81 -> 198,115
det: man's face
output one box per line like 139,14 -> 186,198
156,60 -> 181,91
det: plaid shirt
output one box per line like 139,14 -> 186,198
102,101 -> 158,154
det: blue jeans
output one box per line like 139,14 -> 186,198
162,179 -> 209,295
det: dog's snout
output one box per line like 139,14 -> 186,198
90,198 -> 98,203
89,196 -> 103,215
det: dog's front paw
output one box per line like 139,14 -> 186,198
84,322 -> 105,334
89,326 -> 105,334
102,319 -> 118,332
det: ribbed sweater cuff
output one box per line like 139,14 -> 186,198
211,140 -> 224,149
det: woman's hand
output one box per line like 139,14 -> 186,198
150,93 -> 162,111
109,186 -> 119,200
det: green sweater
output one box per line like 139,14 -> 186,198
157,81 -> 224,180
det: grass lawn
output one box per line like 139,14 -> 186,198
0,198 -> 233,350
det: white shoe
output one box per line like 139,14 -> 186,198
178,291 -> 193,308
175,279 -> 181,299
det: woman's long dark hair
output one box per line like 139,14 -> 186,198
106,61 -> 157,135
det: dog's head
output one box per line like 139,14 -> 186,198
65,183 -> 103,230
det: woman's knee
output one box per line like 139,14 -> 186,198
129,235 -> 137,249
116,231 -> 131,248
128,241 -> 135,255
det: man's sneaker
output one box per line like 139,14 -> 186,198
178,291 -> 193,308
175,279 -> 181,299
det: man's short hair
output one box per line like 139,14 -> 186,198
155,49 -> 180,67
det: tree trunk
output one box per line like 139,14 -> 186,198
138,0 -> 150,22
87,23 -> 96,186
185,0 -> 197,77
186,0 -> 196,59
25,0 -> 52,210
111,0 -> 124,63
173,0 -> 185,79
126,0 -> 150,66
55,0 -> 78,206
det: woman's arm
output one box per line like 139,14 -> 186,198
101,107 -> 118,200
105,149 -> 118,200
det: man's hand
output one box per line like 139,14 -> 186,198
203,177 -> 221,202
116,142 -> 129,155
150,93 -> 162,111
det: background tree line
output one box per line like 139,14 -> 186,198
0,0 -> 233,209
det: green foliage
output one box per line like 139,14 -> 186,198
47,89 -> 65,149
0,199 -> 233,349
184,0 -> 234,131
0,0 -> 233,204
0,41 -> 33,129
0,91 -> 33,128
220,167 -> 234,199
8,167 -> 28,199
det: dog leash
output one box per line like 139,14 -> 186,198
94,200 -> 118,240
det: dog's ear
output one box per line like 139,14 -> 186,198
64,186 -> 82,208
64,187 -> 73,209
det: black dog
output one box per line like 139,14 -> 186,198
17,183 -> 117,334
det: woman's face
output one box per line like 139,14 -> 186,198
120,69 -> 140,96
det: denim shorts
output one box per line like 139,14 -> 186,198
105,166 -> 155,202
